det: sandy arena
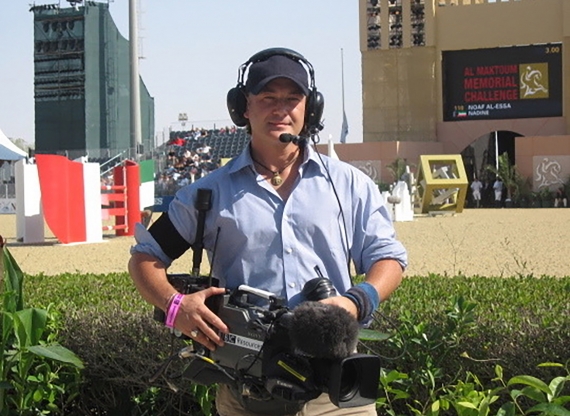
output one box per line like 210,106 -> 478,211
1,208 -> 569,278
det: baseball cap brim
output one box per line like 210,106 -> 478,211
245,54 -> 310,96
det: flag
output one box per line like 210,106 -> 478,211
139,159 -> 155,210
340,110 -> 349,144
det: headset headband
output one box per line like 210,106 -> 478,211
236,47 -> 317,91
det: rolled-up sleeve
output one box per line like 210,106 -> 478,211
130,222 -> 174,268
351,178 -> 408,274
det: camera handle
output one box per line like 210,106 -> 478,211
231,285 -> 286,310
237,285 -> 275,300
191,188 -> 212,277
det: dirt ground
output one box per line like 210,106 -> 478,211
1,208 -> 569,278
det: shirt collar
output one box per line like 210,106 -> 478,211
227,141 -> 327,176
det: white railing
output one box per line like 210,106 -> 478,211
0,184 -> 16,199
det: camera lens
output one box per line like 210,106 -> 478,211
338,360 -> 360,402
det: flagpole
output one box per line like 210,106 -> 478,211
495,130 -> 499,173
129,0 -> 142,159
340,48 -> 348,144
341,48 -> 345,112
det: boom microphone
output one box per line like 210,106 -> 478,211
279,133 -> 301,144
289,301 -> 360,360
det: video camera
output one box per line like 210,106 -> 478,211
155,275 -> 380,412
152,189 -> 381,414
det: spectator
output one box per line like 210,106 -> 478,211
156,174 -> 169,196
554,186 -> 567,208
189,165 -> 199,183
177,173 -> 190,188
493,178 -> 503,207
470,177 -> 483,208
156,126 -> 246,195
168,136 -> 185,147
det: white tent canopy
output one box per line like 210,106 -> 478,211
0,128 -> 27,161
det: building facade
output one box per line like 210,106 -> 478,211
31,1 -> 154,159
339,0 -> 570,189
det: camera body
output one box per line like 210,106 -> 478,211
155,274 -> 380,409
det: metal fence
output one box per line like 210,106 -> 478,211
0,183 -> 16,199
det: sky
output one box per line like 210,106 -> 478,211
0,0 -> 364,147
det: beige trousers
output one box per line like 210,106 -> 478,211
216,384 -> 377,416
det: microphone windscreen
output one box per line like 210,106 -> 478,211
289,301 -> 359,360
279,133 -> 298,144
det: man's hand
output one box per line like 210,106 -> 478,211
173,287 -> 229,351
128,253 -> 230,351
320,295 -> 358,320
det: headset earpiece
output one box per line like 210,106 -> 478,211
305,90 -> 325,135
227,87 -> 248,127
227,47 -> 325,135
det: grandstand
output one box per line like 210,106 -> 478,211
154,127 -> 250,197
15,127 -> 250,203
168,127 -> 250,161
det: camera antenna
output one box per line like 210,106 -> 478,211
191,188 -> 212,278
208,227 -> 221,287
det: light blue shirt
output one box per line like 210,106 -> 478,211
132,144 -> 407,307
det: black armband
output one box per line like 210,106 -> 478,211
148,212 -> 191,260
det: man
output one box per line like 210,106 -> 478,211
554,186 -> 567,208
129,48 -> 407,416
493,178 -> 503,207
470,177 -> 483,208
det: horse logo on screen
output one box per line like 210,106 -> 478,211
519,63 -> 549,99
535,157 -> 563,189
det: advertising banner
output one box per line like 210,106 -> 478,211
442,44 -> 562,121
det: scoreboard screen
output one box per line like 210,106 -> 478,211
442,44 -> 562,121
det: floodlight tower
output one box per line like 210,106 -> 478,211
129,0 -> 142,157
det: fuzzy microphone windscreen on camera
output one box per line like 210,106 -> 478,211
289,301 -> 360,360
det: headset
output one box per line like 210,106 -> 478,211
226,47 -> 325,138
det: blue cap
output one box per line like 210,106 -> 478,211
245,54 -> 309,95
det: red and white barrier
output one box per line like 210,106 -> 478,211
100,160 -> 140,236
36,154 -> 103,244
15,159 -> 45,244
15,156 -> 144,245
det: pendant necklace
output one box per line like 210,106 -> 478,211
251,151 -> 300,186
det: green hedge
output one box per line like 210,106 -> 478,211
23,273 -> 570,415
384,274 -> 570,376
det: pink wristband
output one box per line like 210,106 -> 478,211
165,293 -> 184,328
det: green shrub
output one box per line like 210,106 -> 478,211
371,275 -> 570,415
22,272 -> 570,415
382,275 -> 569,377
1,242 -> 83,416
